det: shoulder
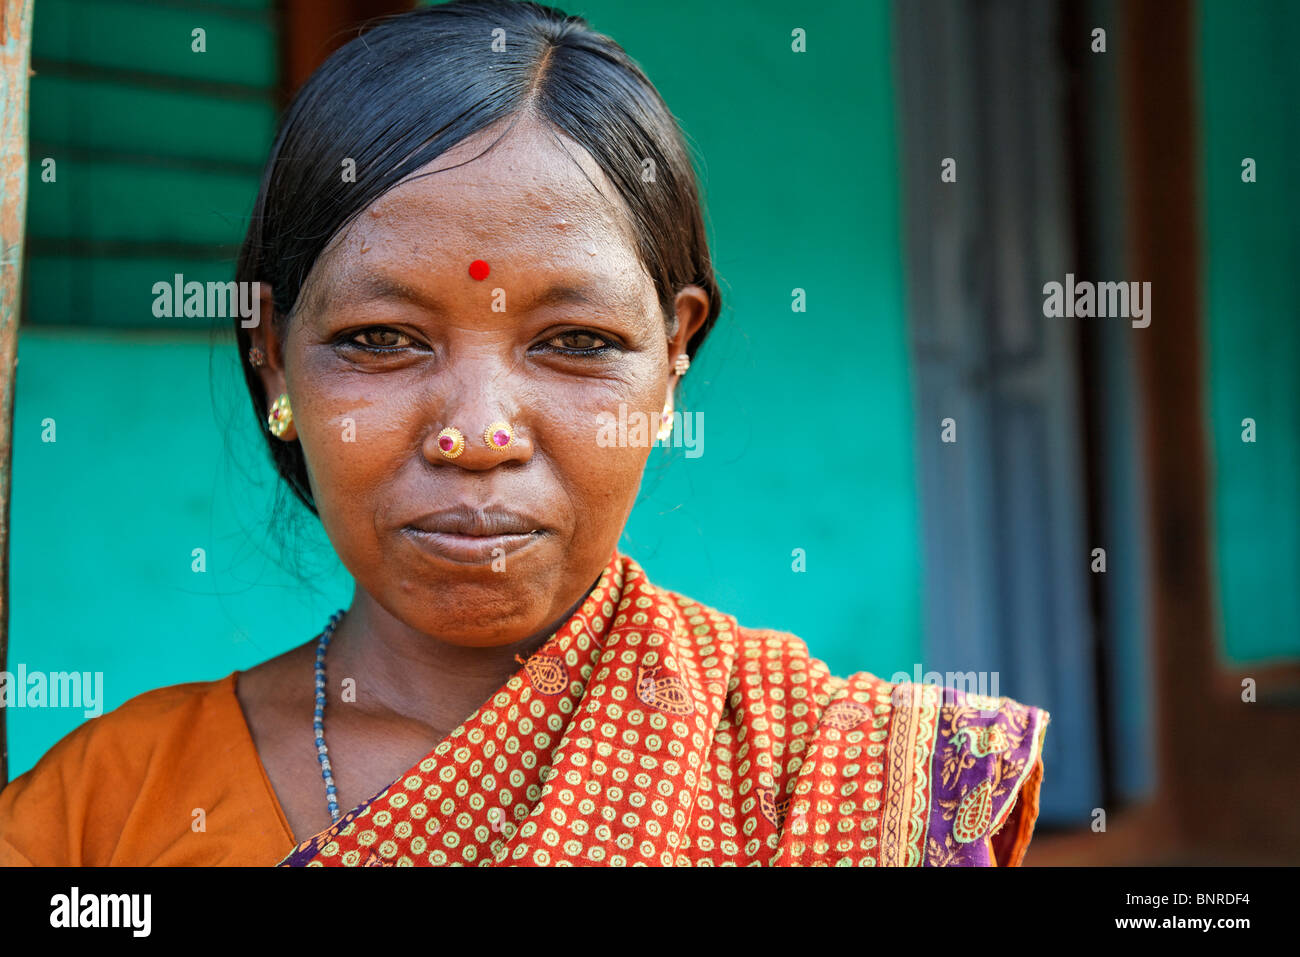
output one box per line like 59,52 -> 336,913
25,675 -> 236,769
722,621 -> 896,719
623,568 -> 1052,866
695,618 -> 1050,867
0,676 -> 240,865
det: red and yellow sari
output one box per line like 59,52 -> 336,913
280,549 -> 1050,866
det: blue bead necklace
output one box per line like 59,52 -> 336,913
314,609 -> 347,825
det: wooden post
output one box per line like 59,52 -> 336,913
1120,0 -> 1300,862
0,0 -> 33,790
279,1 -> 416,108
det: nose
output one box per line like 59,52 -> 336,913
420,378 -> 533,470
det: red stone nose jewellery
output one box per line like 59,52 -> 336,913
436,427 -> 465,459
483,421 -> 515,451
436,422 -> 515,459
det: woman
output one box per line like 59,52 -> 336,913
0,0 -> 1048,866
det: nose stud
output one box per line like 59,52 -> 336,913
484,421 -> 515,451
436,422 -> 516,458
436,426 -> 465,459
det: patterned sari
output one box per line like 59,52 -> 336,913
279,549 -> 1050,866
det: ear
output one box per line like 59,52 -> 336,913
246,282 -> 297,442
664,285 -> 710,407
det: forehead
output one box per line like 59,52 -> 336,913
310,118 -> 649,303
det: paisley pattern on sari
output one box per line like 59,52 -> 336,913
278,549 -> 1050,866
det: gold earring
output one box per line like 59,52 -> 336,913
657,394 -> 675,442
268,393 -> 293,437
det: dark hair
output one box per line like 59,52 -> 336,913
234,0 -> 722,518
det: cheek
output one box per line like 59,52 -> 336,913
544,381 -> 659,512
292,385 -> 407,516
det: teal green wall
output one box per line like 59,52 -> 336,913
26,0 -> 277,327
8,0 -> 921,778
1199,0 -> 1300,663
10,329 -> 346,778
568,0 -> 921,681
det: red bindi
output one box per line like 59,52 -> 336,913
468,259 -> 490,280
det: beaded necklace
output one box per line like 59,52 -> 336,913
313,610 -> 347,824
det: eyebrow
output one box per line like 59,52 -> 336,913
334,271 -> 611,315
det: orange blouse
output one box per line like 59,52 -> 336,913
0,673 -> 294,866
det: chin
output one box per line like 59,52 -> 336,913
384,562 -> 560,641
398,600 -> 553,649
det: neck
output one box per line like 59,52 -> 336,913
326,573 -> 601,736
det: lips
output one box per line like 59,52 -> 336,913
405,504 -> 545,536
400,504 -> 547,565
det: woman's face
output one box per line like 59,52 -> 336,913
254,116 -> 707,647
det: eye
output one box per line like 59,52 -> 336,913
542,330 -> 620,357
342,327 -> 414,353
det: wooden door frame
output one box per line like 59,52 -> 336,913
1028,0 -> 1300,865
0,0 -> 34,792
